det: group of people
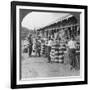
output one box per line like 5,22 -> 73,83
26,34 -> 41,57
26,34 -> 54,60
23,33 -> 80,70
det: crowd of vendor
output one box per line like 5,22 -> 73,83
22,14 -> 80,71
23,27 -> 80,70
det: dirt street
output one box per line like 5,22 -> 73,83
21,54 -> 80,79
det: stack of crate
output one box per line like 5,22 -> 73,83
76,41 -> 80,55
50,41 -> 66,63
75,41 -> 80,69
40,43 -> 45,56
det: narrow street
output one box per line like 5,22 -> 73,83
21,54 -> 80,79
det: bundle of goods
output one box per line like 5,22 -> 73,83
40,43 -> 45,56
59,41 -> 67,62
75,41 -> 80,70
76,41 -> 80,55
50,44 -> 60,63
50,41 -> 66,63
22,40 -> 29,53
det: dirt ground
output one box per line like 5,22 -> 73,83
21,53 -> 80,79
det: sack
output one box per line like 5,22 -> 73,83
32,50 -> 36,56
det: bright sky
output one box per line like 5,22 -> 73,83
22,12 -> 70,30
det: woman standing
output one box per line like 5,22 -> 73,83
35,39 -> 41,57
28,34 -> 33,57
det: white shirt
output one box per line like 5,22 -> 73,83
48,40 -> 53,46
68,40 -> 76,49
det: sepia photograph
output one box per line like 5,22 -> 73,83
11,1 -> 87,89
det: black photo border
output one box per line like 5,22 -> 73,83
11,1 -> 88,89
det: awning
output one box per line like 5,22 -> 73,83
22,12 -> 70,30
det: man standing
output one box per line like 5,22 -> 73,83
67,37 -> 76,70
35,39 -> 41,57
28,34 -> 33,57
47,37 -> 53,63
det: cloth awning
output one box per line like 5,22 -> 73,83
22,12 -> 70,30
